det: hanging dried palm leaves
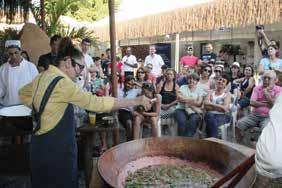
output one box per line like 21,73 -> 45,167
0,0 -> 31,24
94,0 -> 281,42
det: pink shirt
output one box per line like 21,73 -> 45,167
251,85 -> 282,116
180,55 -> 198,68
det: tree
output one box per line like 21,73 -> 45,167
66,0 -> 120,22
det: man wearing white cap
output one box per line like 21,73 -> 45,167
0,40 -> 38,106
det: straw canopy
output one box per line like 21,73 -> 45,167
94,0 -> 281,42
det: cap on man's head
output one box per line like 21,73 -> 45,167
231,62 -> 240,68
5,40 -> 21,49
215,64 -> 224,70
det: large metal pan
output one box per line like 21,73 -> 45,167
98,137 -> 255,188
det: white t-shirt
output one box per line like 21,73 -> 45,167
256,93 -> 282,178
84,53 -> 94,68
144,54 -> 164,77
0,59 -> 38,106
76,53 -> 94,89
122,55 -> 137,72
118,87 -> 141,111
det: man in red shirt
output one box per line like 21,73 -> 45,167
180,46 -> 200,73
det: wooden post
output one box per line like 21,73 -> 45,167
108,0 -> 120,146
108,0 -> 117,97
40,0 -> 46,32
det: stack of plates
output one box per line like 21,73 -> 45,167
0,105 -> 31,117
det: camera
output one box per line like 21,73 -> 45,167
256,25 -> 264,30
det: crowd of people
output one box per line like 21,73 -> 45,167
1,32 -> 282,145
0,26 -> 282,186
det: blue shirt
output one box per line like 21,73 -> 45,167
259,58 -> 282,70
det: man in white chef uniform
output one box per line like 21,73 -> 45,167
254,93 -> 282,187
0,40 -> 38,106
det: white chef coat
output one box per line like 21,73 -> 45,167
0,59 -> 38,106
256,93 -> 282,178
144,54 -> 164,77
122,55 -> 137,72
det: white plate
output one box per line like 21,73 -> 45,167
0,105 -> 31,117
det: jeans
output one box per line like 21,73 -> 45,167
205,112 -> 231,138
174,109 -> 201,137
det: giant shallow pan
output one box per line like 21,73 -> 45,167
98,137 -> 256,188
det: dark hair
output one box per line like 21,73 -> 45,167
50,35 -> 61,45
116,56 -> 121,61
244,64 -> 254,76
93,56 -> 101,62
161,64 -> 168,70
106,48 -> 111,52
268,44 -> 279,50
82,37 -> 91,44
202,64 -> 212,76
21,51 -> 30,61
165,68 -> 176,78
142,82 -> 155,92
220,73 -> 231,85
270,39 -> 280,48
136,67 -> 148,81
125,75 -> 135,82
54,37 -> 83,67
187,73 -> 200,81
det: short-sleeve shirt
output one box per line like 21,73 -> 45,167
201,52 -> 217,62
144,54 -> 164,77
251,85 -> 282,116
122,55 -> 137,72
176,85 -> 204,109
259,58 -> 282,70
118,88 -> 141,111
180,55 -> 198,68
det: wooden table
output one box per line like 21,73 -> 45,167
0,116 -> 32,175
77,116 -> 120,188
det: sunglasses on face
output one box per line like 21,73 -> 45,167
71,58 -> 85,71
147,67 -> 153,69
137,71 -> 145,74
204,69 -> 212,73
263,76 -> 272,80
218,78 -> 227,83
214,70 -> 222,73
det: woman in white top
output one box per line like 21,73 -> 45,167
204,73 -> 231,137
198,64 -> 212,96
258,44 -> 282,75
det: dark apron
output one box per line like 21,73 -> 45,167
30,77 -> 78,188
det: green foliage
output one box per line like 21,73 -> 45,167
0,28 -> 20,40
56,26 -> 98,46
65,0 -> 120,22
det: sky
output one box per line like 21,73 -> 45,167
93,0 -> 214,27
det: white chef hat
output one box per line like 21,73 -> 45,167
5,40 -> 21,49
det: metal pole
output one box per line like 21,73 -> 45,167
40,0 -> 46,31
175,33 -> 180,73
108,0 -> 117,98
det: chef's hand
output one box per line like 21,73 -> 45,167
137,95 -> 153,111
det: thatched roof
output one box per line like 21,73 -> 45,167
93,0 -> 281,42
